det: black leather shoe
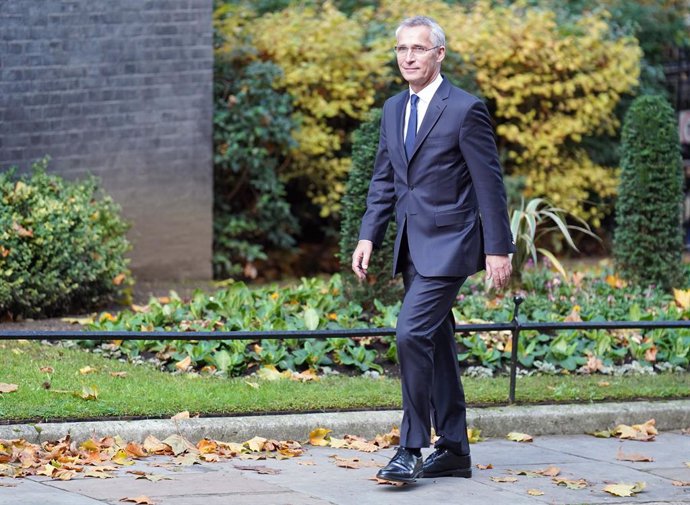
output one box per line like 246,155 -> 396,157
376,447 -> 423,483
422,448 -> 472,478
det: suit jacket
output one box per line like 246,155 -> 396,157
359,77 -> 515,277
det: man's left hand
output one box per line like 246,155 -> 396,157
485,255 -> 512,290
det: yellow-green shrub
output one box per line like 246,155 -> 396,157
226,2 -> 391,217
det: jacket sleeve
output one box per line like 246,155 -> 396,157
459,100 -> 516,255
358,107 -> 396,248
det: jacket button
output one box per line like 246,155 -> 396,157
409,185 -> 414,191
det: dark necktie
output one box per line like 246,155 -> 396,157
405,94 -> 419,159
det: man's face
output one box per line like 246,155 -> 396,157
396,25 -> 445,92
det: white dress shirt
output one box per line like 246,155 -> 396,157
403,73 -> 444,141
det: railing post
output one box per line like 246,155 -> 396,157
509,295 -> 524,404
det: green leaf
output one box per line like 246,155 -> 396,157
304,307 -> 320,331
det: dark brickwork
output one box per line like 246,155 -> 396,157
0,0 -> 213,280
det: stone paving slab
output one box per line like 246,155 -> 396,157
1,429 -> 688,505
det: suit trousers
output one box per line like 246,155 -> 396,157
396,233 -> 470,456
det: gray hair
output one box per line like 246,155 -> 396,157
395,16 -> 446,47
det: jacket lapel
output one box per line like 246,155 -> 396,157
393,92 -> 408,166
409,78 -> 450,161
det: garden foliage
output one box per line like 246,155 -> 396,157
613,95 -> 684,291
88,267 -> 690,376
0,158 -> 130,318
213,57 -> 298,278
339,108 -> 402,306
210,0 -> 684,273
216,2 -> 391,218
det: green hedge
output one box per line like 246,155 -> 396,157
613,94 -> 684,290
0,158 -> 131,318
338,108 -> 402,307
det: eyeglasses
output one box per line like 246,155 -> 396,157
393,45 -> 441,57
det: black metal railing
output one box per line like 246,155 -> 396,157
2,295 -> 689,404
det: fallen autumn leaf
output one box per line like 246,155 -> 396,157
120,496 -> 156,505
616,446 -> 654,462
0,384 -> 18,394
506,432 -> 533,442
603,482 -> 646,497
233,464 -> 281,475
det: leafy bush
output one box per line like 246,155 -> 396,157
338,108 -> 402,306
613,95 -> 684,290
213,56 -> 298,278
0,158 -> 130,318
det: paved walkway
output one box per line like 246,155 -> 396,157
2,430 -> 689,505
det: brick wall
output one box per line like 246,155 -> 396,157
0,0 -> 214,280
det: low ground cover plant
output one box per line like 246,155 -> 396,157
82,265 -> 690,377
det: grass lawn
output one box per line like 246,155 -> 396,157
0,340 -> 688,423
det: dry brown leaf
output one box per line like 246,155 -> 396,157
111,449 -> 135,466
581,354 -> 604,373
597,381 -> 610,387
591,429 -> 613,438
371,476 -> 407,487
373,427 -> 400,449
233,464 -> 280,475
476,463 -> 493,470
540,466 -> 561,477
245,436 -> 267,452
78,385 -> 98,400
603,482 -> 646,497
110,371 -> 127,378
39,367 -> 54,374
674,288 -> 690,309
527,489 -> 544,496
79,366 -> 97,375
346,439 -> 379,453
84,468 -> 114,479
308,428 -> 332,447
171,411 -> 190,421
632,419 -> 658,436
506,432 -> 533,443
120,496 -> 156,505
491,476 -> 519,483
553,477 -> 588,489
125,442 -> 146,458
113,273 -> 126,286
564,307 -> 583,323
514,470 -> 542,478
298,460 -> 316,466
175,356 -> 192,371
331,456 -> 380,469
291,369 -> 319,382
672,481 -> 690,487
172,453 -> 199,466
467,427 -> 484,444
143,436 -> 170,455
616,447 -> 654,462
12,222 -> 33,238
0,384 -> 18,394
161,434 -> 195,456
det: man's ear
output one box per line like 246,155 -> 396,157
436,46 -> 446,64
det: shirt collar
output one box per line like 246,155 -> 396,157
410,73 -> 443,104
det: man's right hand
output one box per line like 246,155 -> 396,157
351,240 -> 374,281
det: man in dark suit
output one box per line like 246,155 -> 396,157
351,16 -> 515,483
